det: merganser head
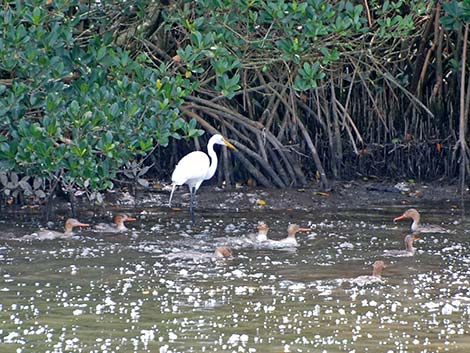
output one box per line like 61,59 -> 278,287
214,246 -> 233,258
114,214 -> 137,225
404,234 -> 420,252
287,224 -> 310,238
64,218 -> 90,232
257,221 -> 269,232
394,209 -> 421,232
372,260 -> 387,277
255,221 -> 269,242
394,208 -> 420,222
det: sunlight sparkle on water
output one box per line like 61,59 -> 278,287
0,206 -> 470,352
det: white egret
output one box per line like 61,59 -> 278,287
168,134 -> 236,223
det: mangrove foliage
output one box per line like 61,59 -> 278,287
1,0 -> 470,207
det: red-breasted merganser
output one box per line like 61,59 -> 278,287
264,224 -> 310,248
160,246 -> 233,261
94,214 -> 136,232
247,221 -> 269,242
29,218 -> 90,240
214,246 -> 233,258
384,234 -> 420,257
221,222 -> 269,247
394,208 -> 447,233
349,260 -> 387,286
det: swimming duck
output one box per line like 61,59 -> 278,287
29,218 -> 90,240
94,214 -> 136,232
262,224 -> 310,248
384,234 -> 420,257
349,260 -> 387,286
394,208 -> 447,233
213,246 -> 233,258
160,246 -> 233,261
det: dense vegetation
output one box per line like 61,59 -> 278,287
1,0 -> 470,207
0,0 -> 202,206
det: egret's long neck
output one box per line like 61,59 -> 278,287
205,139 -> 219,180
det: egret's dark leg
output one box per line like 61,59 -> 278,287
189,187 -> 196,224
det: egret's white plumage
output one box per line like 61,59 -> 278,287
171,151 -> 211,188
168,134 -> 236,223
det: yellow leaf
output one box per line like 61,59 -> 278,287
256,199 -> 266,206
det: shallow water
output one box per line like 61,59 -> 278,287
1,203 -> 470,352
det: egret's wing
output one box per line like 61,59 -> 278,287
171,151 -> 210,185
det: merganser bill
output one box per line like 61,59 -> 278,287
384,234 -> 420,257
28,218 -> 90,240
349,260 -> 387,286
94,214 -> 136,232
394,208 -> 447,233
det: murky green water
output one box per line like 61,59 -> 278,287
1,203 -> 470,352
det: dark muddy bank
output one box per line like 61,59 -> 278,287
91,180 -> 466,212
1,180 -> 466,225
